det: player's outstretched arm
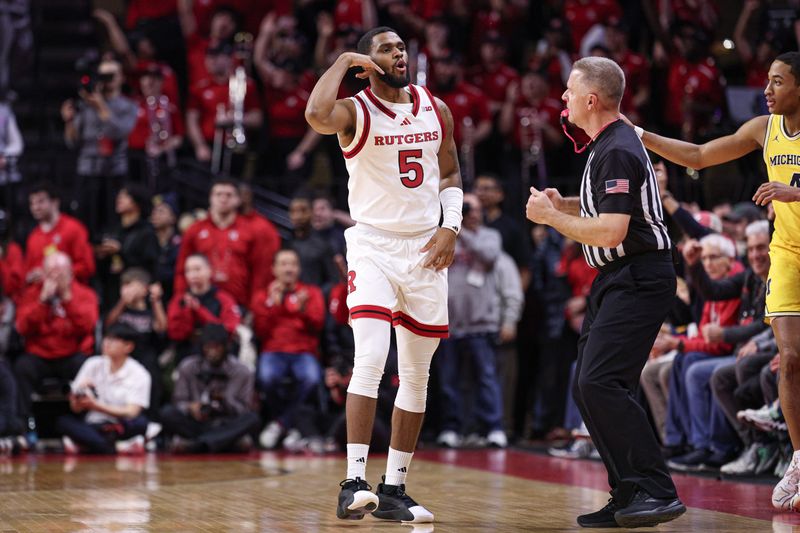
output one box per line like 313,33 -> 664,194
305,52 -> 383,136
421,98 -> 461,270
631,115 -> 768,170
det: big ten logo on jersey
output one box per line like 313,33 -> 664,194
347,271 -> 357,294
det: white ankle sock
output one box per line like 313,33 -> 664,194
346,443 -> 370,480
384,447 -> 414,486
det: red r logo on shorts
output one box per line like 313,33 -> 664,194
347,270 -> 357,294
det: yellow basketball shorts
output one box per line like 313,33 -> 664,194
765,248 -> 800,321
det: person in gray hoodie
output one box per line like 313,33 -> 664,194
436,193 -> 507,448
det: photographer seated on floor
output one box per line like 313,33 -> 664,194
159,323 -> 259,453
56,323 -> 151,455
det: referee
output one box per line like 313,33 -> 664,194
526,57 -> 685,529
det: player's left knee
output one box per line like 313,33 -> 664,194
394,333 -> 438,413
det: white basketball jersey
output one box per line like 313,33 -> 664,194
341,84 -> 445,234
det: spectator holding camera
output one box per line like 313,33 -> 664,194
160,323 -> 259,453
14,252 -> 98,433
24,181 -> 95,286
105,268 -> 167,411
57,323 -> 150,455
251,248 -> 325,449
61,59 -> 137,236
167,253 -> 241,362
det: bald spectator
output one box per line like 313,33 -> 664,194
24,181 -> 95,286
168,253 -> 241,362
14,252 -> 98,434
174,178 -> 270,309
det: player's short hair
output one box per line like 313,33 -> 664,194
745,219 -> 770,239
357,26 -> 399,55
776,52 -> 800,85
572,56 -> 626,108
700,233 -> 736,259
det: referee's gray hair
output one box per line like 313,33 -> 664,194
700,233 -> 736,259
572,57 -> 625,108
745,219 -> 770,238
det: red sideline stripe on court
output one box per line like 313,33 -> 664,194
415,449 -> 786,523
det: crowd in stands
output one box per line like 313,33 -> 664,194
0,0 -> 796,485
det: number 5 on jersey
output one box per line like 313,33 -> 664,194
399,149 -> 424,188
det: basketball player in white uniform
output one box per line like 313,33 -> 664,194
305,27 -> 463,523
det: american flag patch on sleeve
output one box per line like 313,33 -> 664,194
605,179 -> 630,194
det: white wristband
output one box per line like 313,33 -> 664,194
634,126 -> 644,138
439,187 -> 463,235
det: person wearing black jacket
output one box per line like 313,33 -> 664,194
667,220 -> 771,471
703,221 -> 778,474
96,184 -> 159,311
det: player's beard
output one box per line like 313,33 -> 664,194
379,69 -> 411,88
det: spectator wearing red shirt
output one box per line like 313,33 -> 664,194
663,23 -> 724,141
186,43 -> 261,164
14,252 -> 98,429
167,253 -> 241,361
125,0 -> 178,30
530,18 -> 573,100
254,17 -> 320,194
179,2 -> 241,87
93,9 -> 181,108
128,66 -> 185,181
24,182 -> 95,286
604,19 -> 650,125
734,0 -> 781,89
430,53 -> 492,161
174,178 -> 270,308
252,249 -> 325,448
468,33 -> 520,116
238,182 -> 281,287
334,0 -> 377,32
563,0 -> 622,53
0,214 -> 23,301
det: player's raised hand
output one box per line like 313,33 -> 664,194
526,186 -> 555,224
345,52 -> 385,79
753,181 -> 800,206
420,227 -> 457,270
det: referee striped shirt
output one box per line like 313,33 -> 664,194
579,120 -> 671,269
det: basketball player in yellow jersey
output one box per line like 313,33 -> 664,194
625,51 -> 800,511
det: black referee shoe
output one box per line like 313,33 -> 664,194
613,490 -> 686,528
577,498 -> 621,528
336,478 -> 379,520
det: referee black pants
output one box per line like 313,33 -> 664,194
572,255 -> 678,505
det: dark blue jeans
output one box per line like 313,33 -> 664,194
258,352 -> 322,428
437,334 -> 503,434
56,414 -> 148,454
665,351 -> 710,447
685,355 -> 739,453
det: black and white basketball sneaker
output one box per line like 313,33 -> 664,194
372,476 -> 434,523
336,478 -> 379,520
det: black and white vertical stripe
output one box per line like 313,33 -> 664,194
579,140 -> 671,269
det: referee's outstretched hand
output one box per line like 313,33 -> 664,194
526,186 -> 555,225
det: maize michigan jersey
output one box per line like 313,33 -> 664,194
762,114 -> 800,317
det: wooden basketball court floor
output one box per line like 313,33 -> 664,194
0,448 -> 796,532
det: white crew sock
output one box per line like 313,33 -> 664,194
346,443 -> 370,480
384,447 -> 414,486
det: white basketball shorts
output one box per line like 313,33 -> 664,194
344,223 -> 449,338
